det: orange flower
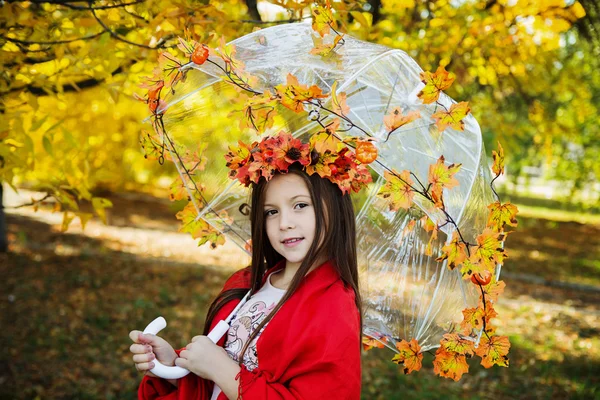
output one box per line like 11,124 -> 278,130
272,131 -> 311,170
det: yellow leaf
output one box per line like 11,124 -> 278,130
378,169 -> 414,211
432,101 -> 471,132
311,4 -> 336,37
92,197 -> 113,224
487,201 -> 518,232
61,212 -> 75,232
433,347 -> 469,381
474,335 -> 510,368
491,141 -> 504,176
436,230 -> 467,270
418,65 -> 455,104
391,339 -> 423,374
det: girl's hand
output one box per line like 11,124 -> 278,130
175,335 -> 235,381
129,330 -> 178,377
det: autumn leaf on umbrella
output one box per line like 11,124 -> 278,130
275,73 -> 328,113
439,333 -> 475,357
436,230 -> 467,270
139,130 -> 166,163
310,34 -> 344,57
176,201 -> 225,248
482,278 -> 506,303
378,169 -> 415,211
239,90 -> 278,132
487,201 -> 519,232
433,347 -> 469,381
421,215 -> 439,257
459,258 -> 491,281
418,65 -> 456,104
216,36 -> 245,72
474,335 -> 510,368
311,2 -> 337,37
492,141 -> 505,176
169,176 -> 189,202
432,101 -> 471,132
460,300 -> 497,334
330,81 -> 350,116
391,339 -> 423,374
470,228 -> 508,271
383,106 -> 421,132
362,334 -> 388,351
428,155 -> 462,208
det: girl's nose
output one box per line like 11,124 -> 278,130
279,211 -> 295,230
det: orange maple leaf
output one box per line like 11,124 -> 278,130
482,278 -> 506,303
432,101 -> 471,132
418,65 -> 456,104
169,177 -> 189,202
474,335 -> 510,368
378,169 -> 415,211
436,230 -> 467,270
275,74 -> 328,113
440,333 -> 475,356
470,228 -> 509,271
433,347 -> 469,381
421,216 -> 439,257
391,339 -> 423,374
492,141 -> 505,176
310,34 -> 344,57
487,201 -> 519,232
428,155 -> 461,208
459,258 -> 492,281
383,106 -> 421,132
460,300 -> 498,335
238,91 -> 278,132
216,36 -> 245,71
176,202 -> 225,248
362,335 -> 387,351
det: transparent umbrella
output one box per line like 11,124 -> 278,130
139,21 -> 503,373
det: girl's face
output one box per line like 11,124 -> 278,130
263,173 -> 319,268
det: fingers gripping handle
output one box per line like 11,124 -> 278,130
142,317 -> 232,380
143,317 -> 190,380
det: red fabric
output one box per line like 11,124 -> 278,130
138,259 -> 361,400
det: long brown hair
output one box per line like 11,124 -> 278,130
203,162 -> 362,364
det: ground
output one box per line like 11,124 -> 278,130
0,190 -> 598,399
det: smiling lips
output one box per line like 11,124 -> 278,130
282,237 -> 304,247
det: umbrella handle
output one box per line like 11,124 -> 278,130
142,316 -> 231,380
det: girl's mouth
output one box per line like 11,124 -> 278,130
282,238 -> 304,247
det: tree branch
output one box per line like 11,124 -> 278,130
0,31 -> 104,45
89,7 -> 174,49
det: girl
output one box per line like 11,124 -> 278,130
129,161 -> 362,399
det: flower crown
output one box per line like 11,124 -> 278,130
224,130 -> 375,195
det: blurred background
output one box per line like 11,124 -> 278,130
1,0 -> 599,399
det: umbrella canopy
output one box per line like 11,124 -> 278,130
141,22 -> 499,354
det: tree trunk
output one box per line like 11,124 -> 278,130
0,183 -> 7,253
245,0 -> 261,22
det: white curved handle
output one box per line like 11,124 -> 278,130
143,316 -> 191,380
142,317 -> 233,380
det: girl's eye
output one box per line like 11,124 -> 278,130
295,203 -> 309,209
264,209 -> 276,217
264,203 -> 309,217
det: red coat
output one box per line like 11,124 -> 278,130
138,259 -> 361,400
